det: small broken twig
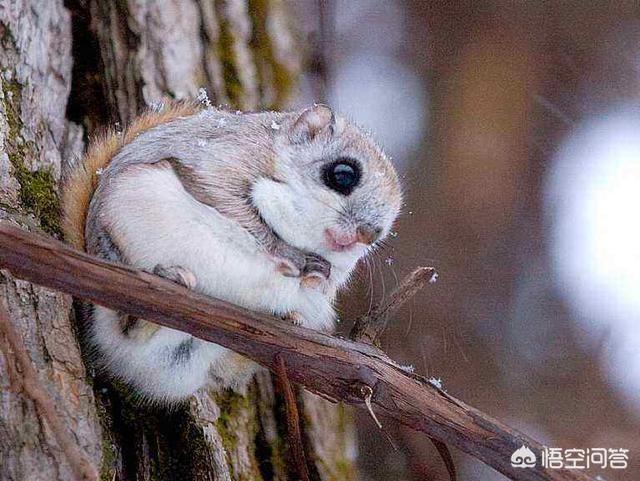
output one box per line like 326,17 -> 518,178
431,437 -> 458,481
275,355 -> 310,481
350,266 -> 437,344
361,384 -> 382,429
0,302 -> 99,481
349,266 -> 457,481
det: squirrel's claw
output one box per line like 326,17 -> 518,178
153,264 -> 198,289
282,312 -> 305,326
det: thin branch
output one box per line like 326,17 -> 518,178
349,266 -> 457,481
431,437 -> 458,481
275,355 -> 310,481
350,266 -> 438,343
0,222 -> 595,481
0,301 -> 99,481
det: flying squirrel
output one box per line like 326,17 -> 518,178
61,101 -> 402,403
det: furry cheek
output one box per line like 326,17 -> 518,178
251,177 -> 323,252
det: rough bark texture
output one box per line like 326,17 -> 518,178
0,2 -> 102,481
0,1 -> 356,480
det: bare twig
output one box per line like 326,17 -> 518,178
349,266 -> 457,481
350,266 -> 438,343
0,222 -> 595,481
275,355 -> 310,481
431,437 -> 458,481
0,302 -> 99,481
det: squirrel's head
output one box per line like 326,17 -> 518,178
252,104 -> 402,283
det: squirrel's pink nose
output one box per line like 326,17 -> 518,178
324,229 -> 357,251
325,225 -> 381,251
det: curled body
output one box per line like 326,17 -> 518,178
62,102 -> 401,404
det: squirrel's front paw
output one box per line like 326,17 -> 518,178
272,243 -> 307,277
301,253 -> 331,290
272,243 -> 331,289
153,264 -> 197,289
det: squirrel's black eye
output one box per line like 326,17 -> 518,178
323,159 -> 361,195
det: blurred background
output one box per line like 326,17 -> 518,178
291,1 -> 640,480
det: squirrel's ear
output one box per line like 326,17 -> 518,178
289,104 -> 335,143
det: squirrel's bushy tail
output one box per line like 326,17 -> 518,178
61,101 -> 202,250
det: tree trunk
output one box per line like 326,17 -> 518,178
0,1 -> 357,480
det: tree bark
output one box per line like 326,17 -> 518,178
0,1 -> 357,480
